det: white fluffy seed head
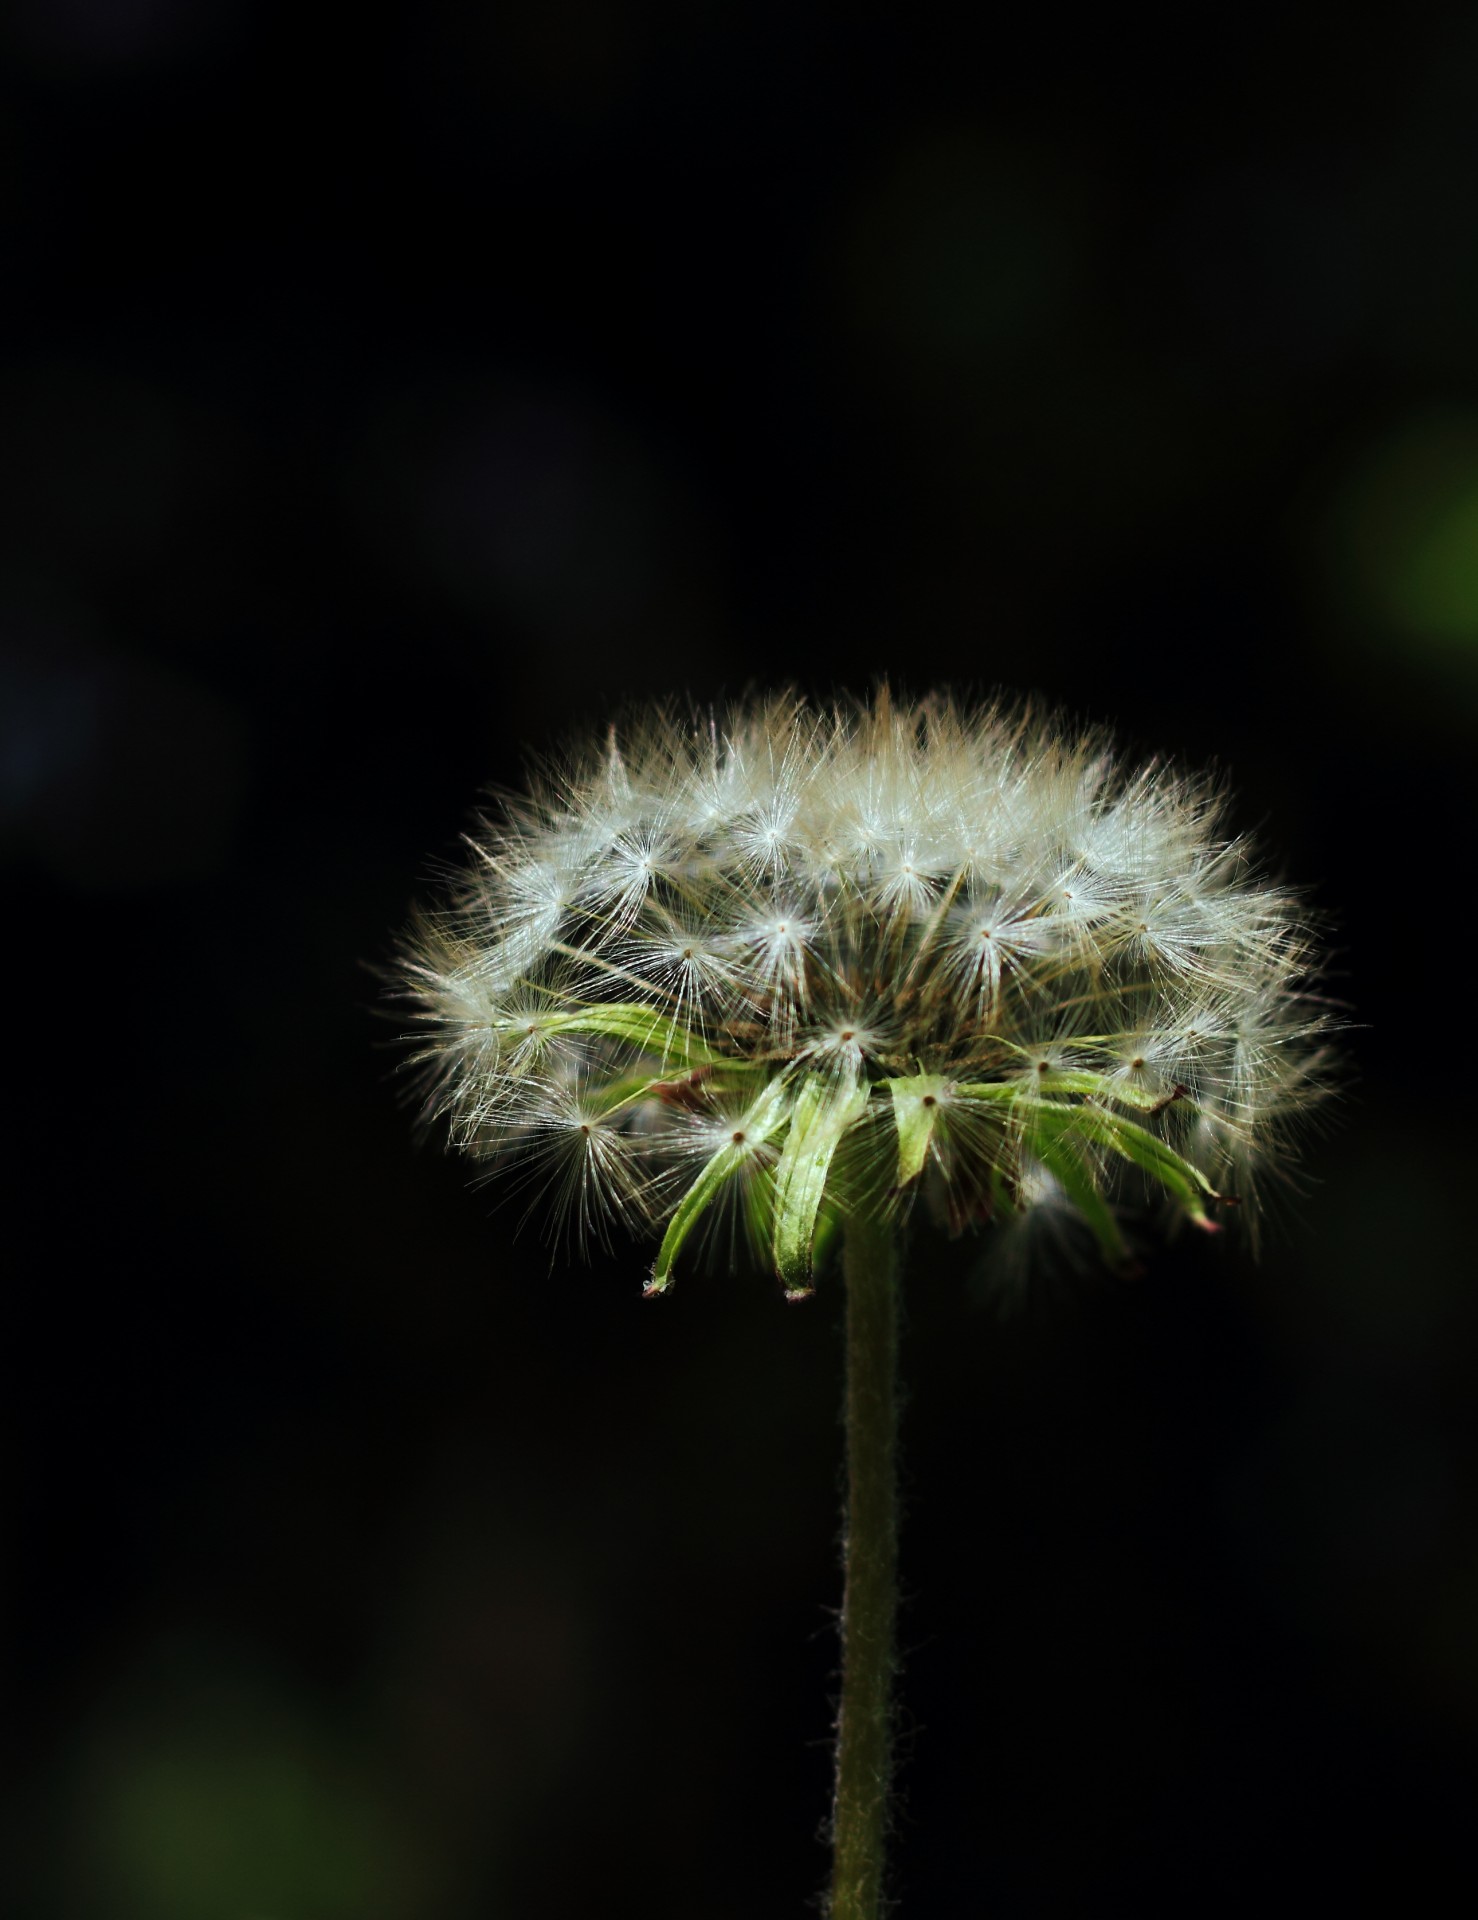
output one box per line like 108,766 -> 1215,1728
394,689 -> 1337,1288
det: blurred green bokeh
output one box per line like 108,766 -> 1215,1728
1326,413 -> 1478,680
60,1651 -> 440,1920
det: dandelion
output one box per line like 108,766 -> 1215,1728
398,690 -> 1329,1278
392,688 -> 1335,1919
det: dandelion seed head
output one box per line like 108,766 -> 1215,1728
393,689 -> 1337,1289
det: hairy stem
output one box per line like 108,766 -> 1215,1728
830,1214 -> 899,1920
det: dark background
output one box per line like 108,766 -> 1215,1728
5,6 -> 1478,1915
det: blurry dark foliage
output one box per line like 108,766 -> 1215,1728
4,3 -> 1477,1914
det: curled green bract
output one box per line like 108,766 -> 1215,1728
636,1059 -> 1219,1289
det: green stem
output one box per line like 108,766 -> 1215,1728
830,1214 -> 899,1920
